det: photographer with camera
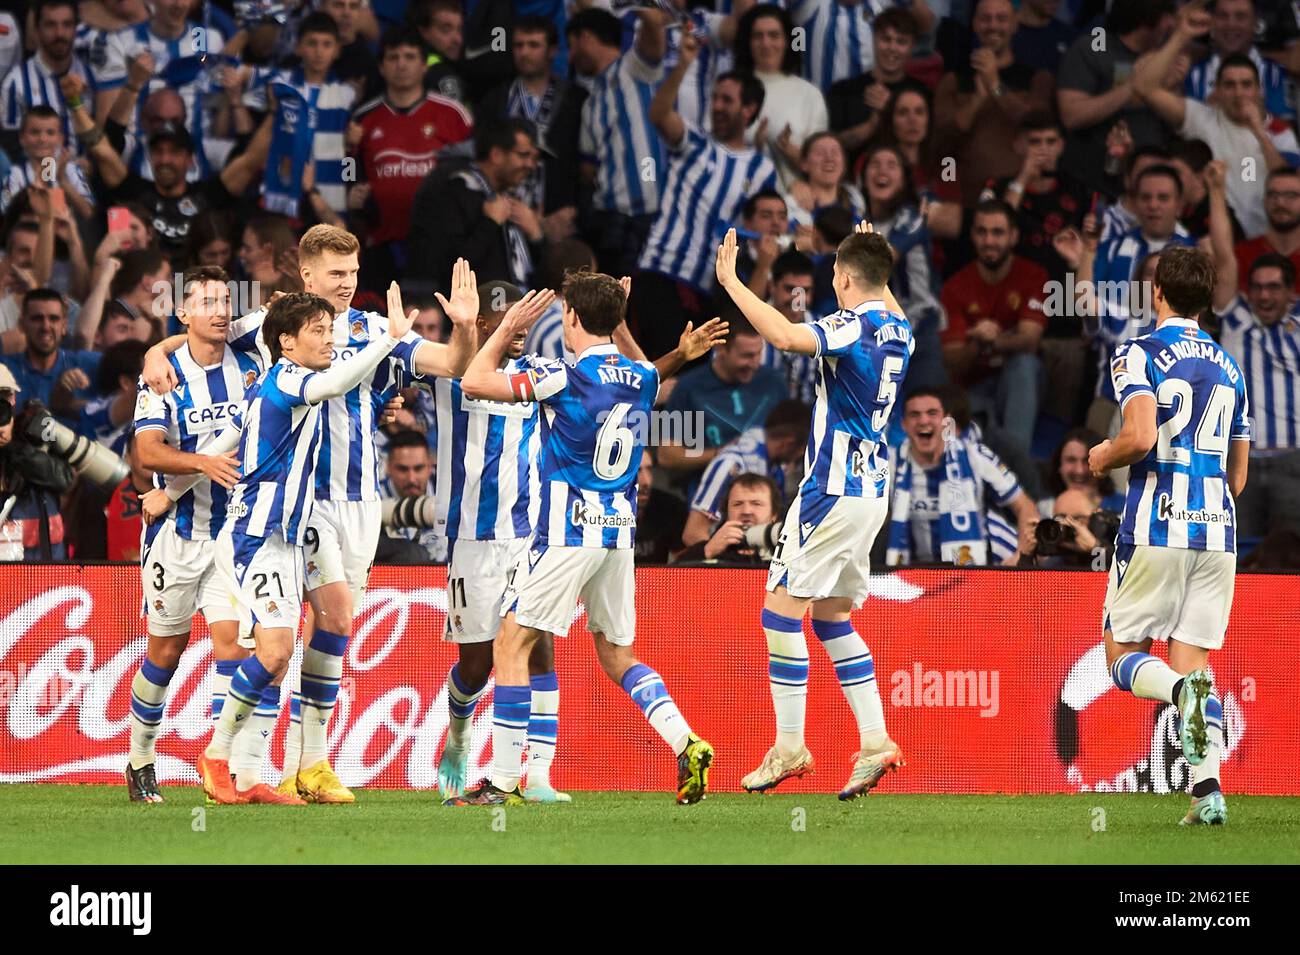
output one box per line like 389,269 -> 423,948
1019,490 -> 1122,569
672,473 -> 784,566
377,429 -> 446,564
0,288 -> 100,428
0,366 -> 73,560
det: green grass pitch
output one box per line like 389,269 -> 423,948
3,786 -> 1299,864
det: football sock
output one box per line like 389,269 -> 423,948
446,662 -> 488,752
620,663 -> 691,756
526,671 -> 559,788
299,628 -> 347,768
128,658 -> 174,770
232,684 -> 281,791
762,609 -> 808,756
207,655 -> 274,760
813,619 -> 889,750
490,683 -> 531,792
282,686 -> 302,782
1191,692 -> 1223,796
211,659 -> 239,723
1109,652 -> 1180,702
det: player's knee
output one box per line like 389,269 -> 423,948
458,645 -> 493,688
528,637 -> 555,674
147,637 -> 186,671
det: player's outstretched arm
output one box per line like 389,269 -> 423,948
1089,395 -> 1157,476
462,289 -> 556,402
302,285 -> 410,404
134,430 -> 241,487
653,318 -> 730,382
417,258 -> 479,378
715,229 -> 819,355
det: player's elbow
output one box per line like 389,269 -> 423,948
460,371 -> 496,400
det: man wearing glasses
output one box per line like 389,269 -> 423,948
1233,167 -> 1300,290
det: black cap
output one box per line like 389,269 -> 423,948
148,122 -> 194,153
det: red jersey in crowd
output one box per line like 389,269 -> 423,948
1234,235 -> 1300,291
941,256 -> 1049,380
106,478 -> 145,563
353,92 -> 473,244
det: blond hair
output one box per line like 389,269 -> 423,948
298,224 -> 360,264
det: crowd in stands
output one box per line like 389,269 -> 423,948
0,0 -> 1297,569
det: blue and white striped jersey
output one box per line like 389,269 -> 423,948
578,45 -> 666,217
690,425 -> 786,520
662,11 -> 732,130
431,360 -> 543,543
224,359 -> 326,544
511,343 -> 658,549
228,307 -> 429,503
1217,295 -> 1300,450
1092,225 -> 1196,401
0,53 -> 93,152
0,159 -> 94,214
133,343 -> 263,541
1186,47 -> 1295,122
1111,318 -> 1251,552
1098,200 -> 1138,247
803,299 -> 913,499
761,337 -> 819,406
788,0 -> 897,91
244,67 -> 355,215
638,124 -> 777,291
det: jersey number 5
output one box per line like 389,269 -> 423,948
871,355 -> 905,431
1155,380 -> 1235,468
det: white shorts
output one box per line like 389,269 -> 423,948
445,536 -> 530,643
766,490 -> 888,609
302,499 -> 382,603
1104,543 -> 1236,650
140,523 -> 239,637
218,530 -> 305,634
507,543 -> 635,646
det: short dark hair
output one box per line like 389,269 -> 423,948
742,188 -> 786,221
564,8 -> 622,47
973,198 -> 1017,230
98,299 -> 134,333
904,386 -> 947,415
22,287 -> 65,319
513,14 -> 558,47
297,11 -> 341,41
263,292 -> 334,363
724,313 -> 761,342
1267,165 -> 1300,186
1019,110 -> 1062,135
111,247 -> 169,300
387,429 -> 431,454
873,7 -> 919,40
181,265 -> 229,312
1125,143 -> 1171,180
771,250 -> 816,284
1107,0 -> 1176,36
1248,251 -> 1297,288
1155,246 -> 1216,316
475,116 -> 536,161
21,104 -> 61,131
1167,137 -> 1213,173
727,472 -> 782,516
1217,52 -> 1260,83
478,279 -> 523,318
379,24 -> 427,59
765,399 -> 810,440
1135,163 -> 1184,196
715,70 -> 766,120
562,270 -> 625,336
97,339 -> 147,394
813,206 -> 854,246
35,0 -> 79,24
542,239 -> 597,289
411,0 -> 464,29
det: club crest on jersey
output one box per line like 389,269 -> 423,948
136,390 -> 150,413
350,319 -> 368,341
306,560 -> 319,578
265,600 -> 280,617
153,598 -> 165,612
244,369 -> 257,389
422,123 -> 435,139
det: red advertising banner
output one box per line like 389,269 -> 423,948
0,565 -> 1295,794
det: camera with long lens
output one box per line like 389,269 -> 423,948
382,495 -> 437,530
739,522 -> 782,560
1034,509 -> 1122,556
18,401 -> 129,489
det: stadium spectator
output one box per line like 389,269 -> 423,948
72,337 -> 146,453
827,7 -> 925,167
477,16 -> 584,221
411,0 -> 468,104
732,4 -> 829,189
672,472 -> 784,565
1166,137 -> 1244,240
379,428 -> 445,563
1037,426 -> 1123,516
1055,0 -> 1178,198
940,199 -> 1047,453
1011,0 -> 1078,74
1234,166 -> 1300,290
0,368 -> 73,561
788,0 -> 935,92
659,315 -> 787,475
1212,250 -> 1300,539
408,117 -> 544,293
103,247 -> 171,343
1133,2 -> 1300,238
183,209 -> 238,273
734,189 -> 792,301
871,86 -> 942,195
756,250 -> 819,404
0,221 -> 41,335
633,449 -> 687,564
0,106 -> 95,219
0,0 -> 89,160
1,287 -> 98,423
933,0 -> 1053,207
886,387 -> 1038,566
320,0 -> 381,100
635,37 -> 777,359
352,25 -> 473,287
682,398 -> 809,547
236,215 -> 303,303
571,6 -> 669,277
782,132 -> 866,232
1184,0 -> 1295,123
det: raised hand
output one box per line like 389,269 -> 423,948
855,219 -> 874,234
1052,228 -> 1086,269
500,288 -> 556,340
1203,158 -> 1227,193
678,317 -> 729,361
715,228 -> 741,289
434,258 -> 479,328
386,280 -> 415,339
